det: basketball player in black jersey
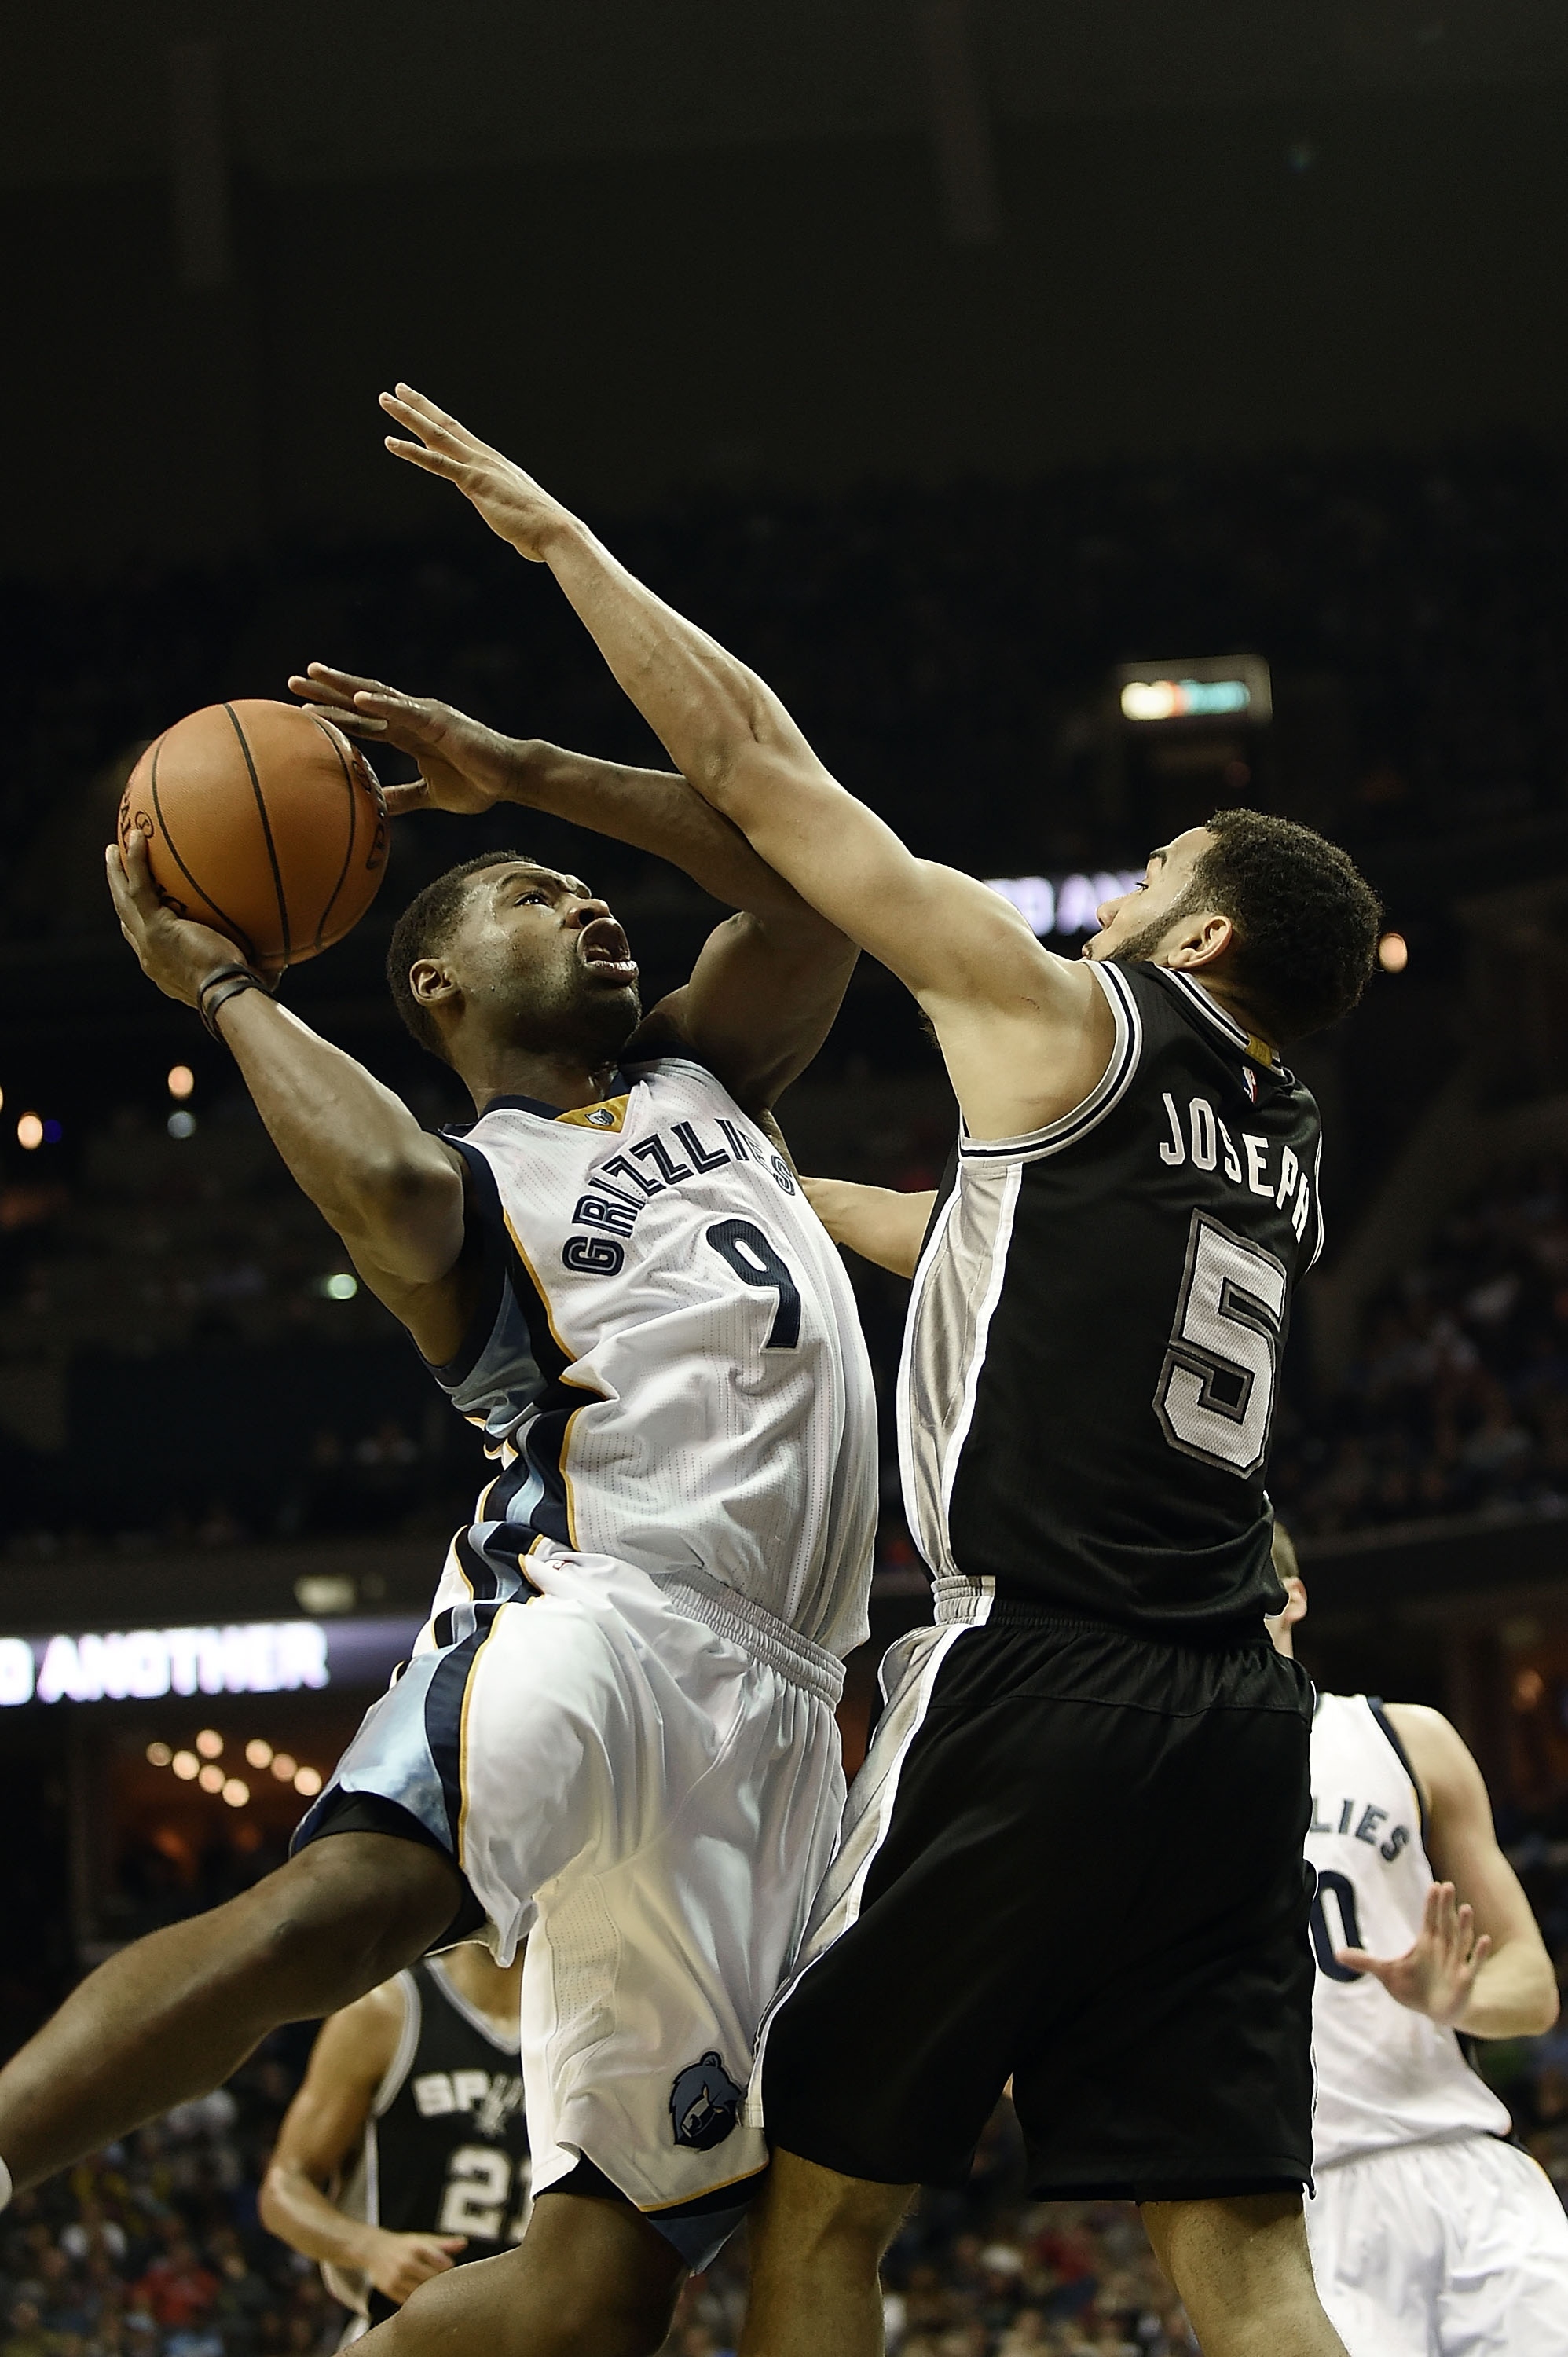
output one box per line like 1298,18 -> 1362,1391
262,1947 -> 528,2335
374,387 -> 1383,2357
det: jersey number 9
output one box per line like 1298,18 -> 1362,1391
705,1219 -> 801,1349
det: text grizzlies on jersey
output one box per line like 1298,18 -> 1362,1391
562,1115 -> 797,1274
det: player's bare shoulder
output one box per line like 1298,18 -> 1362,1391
1380,1703 -> 1471,1812
924,926 -> 1117,1144
307,1971 -> 409,2084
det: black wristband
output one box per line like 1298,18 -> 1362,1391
198,964 -> 268,1041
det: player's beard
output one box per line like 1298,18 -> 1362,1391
1102,885 -> 1203,969
512,970 -> 642,1068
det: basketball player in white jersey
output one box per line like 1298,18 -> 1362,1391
262,1945 -> 526,2337
1268,1547 -> 1568,2352
0,708 -> 877,2357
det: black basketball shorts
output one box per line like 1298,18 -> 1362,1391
754,1607 -> 1316,2201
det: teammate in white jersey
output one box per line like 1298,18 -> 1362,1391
1268,1547 -> 1568,2353
0,691 -> 876,2357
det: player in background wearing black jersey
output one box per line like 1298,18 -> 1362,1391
369,387 -> 1383,2357
262,1947 -> 528,2339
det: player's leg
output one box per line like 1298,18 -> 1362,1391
1300,2148 -> 1439,2356
0,1831 -> 459,2193
1438,2136 -> 1568,2355
738,1622 -> 1028,2354
350,2190 -> 684,2357
1141,2196 -> 1349,2357
739,2149 -> 914,2357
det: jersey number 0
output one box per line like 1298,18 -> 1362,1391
1154,1211 -> 1287,1479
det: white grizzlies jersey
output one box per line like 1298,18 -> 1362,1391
1307,1692 -> 1510,2168
425,1058 -> 877,1662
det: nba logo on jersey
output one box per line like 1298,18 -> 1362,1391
1242,1065 -> 1259,1102
668,2052 -> 745,2150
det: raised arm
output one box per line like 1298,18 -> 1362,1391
290,668 -> 856,1114
1337,1705 -> 1560,2040
261,1985 -> 467,2304
801,1179 -> 937,1279
107,831 -> 477,1364
374,392 -> 1113,1142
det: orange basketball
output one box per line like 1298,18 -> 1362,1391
118,700 -> 388,974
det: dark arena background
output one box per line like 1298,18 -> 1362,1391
6,5 -> 1568,2350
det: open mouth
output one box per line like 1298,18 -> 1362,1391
578,915 -> 639,985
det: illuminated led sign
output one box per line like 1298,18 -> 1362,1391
0,1615 -> 424,1708
1122,678 -> 1250,720
986,872 -> 1142,939
1116,654 -> 1272,726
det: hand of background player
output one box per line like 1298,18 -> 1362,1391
357,2226 -> 467,2305
1335,1879 -> 1493,2028
105,828 -> 256,1004
288,666 -> 522,816
380,384 -> 573,562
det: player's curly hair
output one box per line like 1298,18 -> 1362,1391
386,850 -> 536,1059
1189,809 -> 1381,1043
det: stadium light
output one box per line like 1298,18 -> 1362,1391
1116,654 -> 1272,726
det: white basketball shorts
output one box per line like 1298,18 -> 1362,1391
297,1549 -> 848,2269
1306,2132 -> 1568,2355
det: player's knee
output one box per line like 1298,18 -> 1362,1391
241,1837 -> 459,2008
390,2257 -> 676,2357
757,2148 -> 912,2267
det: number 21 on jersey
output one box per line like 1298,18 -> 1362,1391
438,2146 -> 531,2243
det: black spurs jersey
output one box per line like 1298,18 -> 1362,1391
324,1959 -> 529,2326
901,962 -> 1324,1638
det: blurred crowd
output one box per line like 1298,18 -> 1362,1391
1277,1154 -> 1568,1537
7,2002 -> 1568,2357
0,2068 -> 1200,2357
0,2058 -> 328,2357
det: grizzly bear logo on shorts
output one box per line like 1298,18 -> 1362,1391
669,2051 -> 745,2150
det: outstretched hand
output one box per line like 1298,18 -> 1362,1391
379,385 -> 574,562
105,828 -> 258,1005
1336,1879 -> 1493,2028
288,666 -> 523,816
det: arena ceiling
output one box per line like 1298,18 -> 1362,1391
9,0 -> 1568,189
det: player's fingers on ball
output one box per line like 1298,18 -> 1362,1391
351,689 -> 429,730
321,707 -> 388,735
118,829 -> 158,902
308,662 -> 387,692
381,783 -> 430,815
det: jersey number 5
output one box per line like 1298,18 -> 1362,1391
1154,1211 -> 1287,1479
